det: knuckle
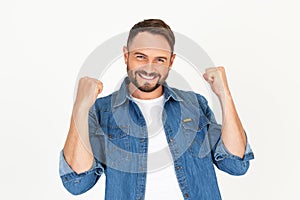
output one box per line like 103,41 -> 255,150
217,66 -> 225,71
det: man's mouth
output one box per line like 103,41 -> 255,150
137,72 -> 158,80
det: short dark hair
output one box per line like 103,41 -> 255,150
127,19 -> 175,52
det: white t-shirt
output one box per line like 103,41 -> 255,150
132,95 -> 183,200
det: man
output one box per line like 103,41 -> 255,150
59,19 -> 254,200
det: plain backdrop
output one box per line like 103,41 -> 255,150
1,0 -> 299,199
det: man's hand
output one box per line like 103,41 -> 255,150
203,66 -> 230,99
74,77 -> 103,110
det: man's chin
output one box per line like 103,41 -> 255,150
138,84 -> 161,93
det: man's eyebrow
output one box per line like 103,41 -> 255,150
157,56 -> 168,60
133,52 -> 147,56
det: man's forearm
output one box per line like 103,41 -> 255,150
63,106 -> 94,174
219,92 -> 247,158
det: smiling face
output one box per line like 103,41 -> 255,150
124,32 -> 176,98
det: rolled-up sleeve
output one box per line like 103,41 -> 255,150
59,151 -> 104,195
213,130 -> 254,176
197,94 -> 254,176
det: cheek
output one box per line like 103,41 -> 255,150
158,67 -> 170,75
127,59 -> 140,71
127,70 -> 134,78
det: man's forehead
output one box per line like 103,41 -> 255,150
128,47 -> 172,55
128,32 -> 172,53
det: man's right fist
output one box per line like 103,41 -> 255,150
74,77 -> 103,110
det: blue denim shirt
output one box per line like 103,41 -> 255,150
59,78 -> 254,200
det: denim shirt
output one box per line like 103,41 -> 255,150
59,78 -> 254,200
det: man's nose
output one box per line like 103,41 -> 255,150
143,63 -> 155,72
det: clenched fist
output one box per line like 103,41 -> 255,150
74,77 -> 103,110
203,66 -> 230,98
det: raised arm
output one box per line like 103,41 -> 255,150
63,77 -> 103,173
59,77 -> 104,195
203,66 -> 246,158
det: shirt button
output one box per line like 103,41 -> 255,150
108,134 -> 112,139
169,138 -> 174,142
184,193 -> 189,198
176,166 -> 182,170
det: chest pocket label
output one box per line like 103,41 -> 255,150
182,117 -> 211,158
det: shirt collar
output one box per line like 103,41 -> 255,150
112,77 -> 183,108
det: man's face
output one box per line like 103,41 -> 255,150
124,32 -> 176,93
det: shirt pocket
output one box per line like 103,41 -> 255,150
182,117 -> 211,158
99,125 -> 131,169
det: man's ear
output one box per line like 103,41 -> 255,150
169,53 -> 176,68
123,46 -> 129,64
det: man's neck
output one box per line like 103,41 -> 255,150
128,82 -> 163,100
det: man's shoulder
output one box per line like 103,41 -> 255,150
168,86 -> 208,104
96,92 -> 114,103
92,91 -> 117,111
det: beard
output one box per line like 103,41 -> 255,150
127,65 -> 169,93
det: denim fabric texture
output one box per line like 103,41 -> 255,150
59,78 -> 254,200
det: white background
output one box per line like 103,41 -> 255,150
1,0 -> 299,199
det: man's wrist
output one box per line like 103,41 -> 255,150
73,103 -> 90,117
218,89 -> 232,104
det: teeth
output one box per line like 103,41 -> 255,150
139,73 -> 155,80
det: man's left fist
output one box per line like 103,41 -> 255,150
203,66 -> 230,98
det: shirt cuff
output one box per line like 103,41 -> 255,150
214,135 -> 254,162
59,150 -> 97,176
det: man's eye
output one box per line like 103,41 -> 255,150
157,58 -> 166,63
136,55 -> 145,60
